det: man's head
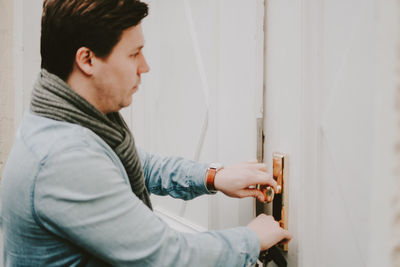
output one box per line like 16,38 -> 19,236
41,0 -> 150,113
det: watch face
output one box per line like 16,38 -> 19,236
210,162 -> 223,170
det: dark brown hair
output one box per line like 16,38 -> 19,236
41,0 -> 148,80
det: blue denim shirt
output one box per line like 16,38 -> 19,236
1,112 -> 260,266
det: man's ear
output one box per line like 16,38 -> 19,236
75,47 -> 95,76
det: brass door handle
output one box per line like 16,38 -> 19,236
263,153 -> 284,203
263,185 -> 281,203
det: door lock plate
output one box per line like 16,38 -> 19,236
272,152 -> 288,251
256,152 -> 289,251
259,152 -> 288,251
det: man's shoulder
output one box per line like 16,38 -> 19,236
19,111 -> 108,160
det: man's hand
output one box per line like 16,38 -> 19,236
213,160 -> 277,202
247,214 -> 292,251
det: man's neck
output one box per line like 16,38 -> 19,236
66,71 -> 107,114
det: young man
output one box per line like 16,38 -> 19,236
1,0 -> 291,266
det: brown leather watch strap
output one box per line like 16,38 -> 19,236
206,168 -> 217,192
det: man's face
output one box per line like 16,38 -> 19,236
92,24 -> 149,113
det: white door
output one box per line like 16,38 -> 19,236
126,0 -> 265,232
264,0 -> 399,266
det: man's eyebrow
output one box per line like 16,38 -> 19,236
134,45 -> 144,51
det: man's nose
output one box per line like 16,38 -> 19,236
139,55 -> 150,74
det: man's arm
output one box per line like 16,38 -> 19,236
138,149 -> 278,203
137,148 -> 212,199
34,145 -> 262,266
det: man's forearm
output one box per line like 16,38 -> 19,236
137,148 -> 212,199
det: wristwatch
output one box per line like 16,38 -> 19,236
206,162 -> 223,193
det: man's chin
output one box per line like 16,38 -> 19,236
120,97 -> 133,110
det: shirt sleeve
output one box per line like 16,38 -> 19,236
137,148 -> 215,199
33,144 -> 260,267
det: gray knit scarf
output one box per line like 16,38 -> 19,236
31,69 -> 152,210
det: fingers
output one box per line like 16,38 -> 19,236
238,188 -> 268,202
267,216 -> 292,244
239,188 -> 262,200
278,229 -> 293,244
242,161 -> 276,190
247,172 -> 277,192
